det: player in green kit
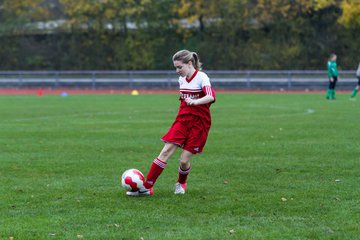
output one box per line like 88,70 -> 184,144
326,54 -> 339,100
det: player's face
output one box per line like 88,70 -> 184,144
174,60 -> 192,77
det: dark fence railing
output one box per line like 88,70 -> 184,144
0,70 -> 358,90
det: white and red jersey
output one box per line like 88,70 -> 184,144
177,70 -> 216,123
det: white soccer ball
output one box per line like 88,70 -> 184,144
121,169 -> 145,192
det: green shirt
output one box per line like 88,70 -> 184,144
327,60 -> 338,77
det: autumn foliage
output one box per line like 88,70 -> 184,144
0,0 -> 359,70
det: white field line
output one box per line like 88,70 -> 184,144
245,104 -> 316,118
5,111 -> 127,123
0,111 -> 172,125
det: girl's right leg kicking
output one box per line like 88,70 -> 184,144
127,143 -> 178,197
144,143 -> 178,189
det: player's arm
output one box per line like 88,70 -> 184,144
327,63 -> 334,81
328,67 -> 332,78
334,65 -> 339,79
186,95 -> 214,105
185,85 -> 215,106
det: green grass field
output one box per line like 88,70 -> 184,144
1,93 -> 360,240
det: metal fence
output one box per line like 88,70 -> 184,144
0,70 -> 358,90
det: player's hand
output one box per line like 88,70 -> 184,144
330,77 -> 334,82
185,98 -> 197,106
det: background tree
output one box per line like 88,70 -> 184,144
0,0 -> 359,70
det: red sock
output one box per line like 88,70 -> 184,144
144,158 -> 167,189
177,166 -> 191,184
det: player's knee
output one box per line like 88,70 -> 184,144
179,154 -> 191,166
179,159 -> 190,170
179,158 -> 188,166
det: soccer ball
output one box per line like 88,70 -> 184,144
121,169 -> 145,192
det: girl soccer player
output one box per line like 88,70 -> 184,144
350,63 -> 360,98
127,50 -> 216,196
326,53 -> 339,100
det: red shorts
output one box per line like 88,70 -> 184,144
161,115 -> 211,154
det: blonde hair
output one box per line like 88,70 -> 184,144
329,53 -> 337,61
172,50 -> 202,70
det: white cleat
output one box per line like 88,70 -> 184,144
174,182 -> 187,195
126,188 -> 153,197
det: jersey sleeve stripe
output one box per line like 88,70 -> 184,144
204,85 -> 214,97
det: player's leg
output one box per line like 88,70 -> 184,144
175,117 -> 210,195
326,79 -> 332,99
128,119 -> 187,196
127,143 -> 178,197
328,79 -> 335,100
350,78 -> 360,98
332,77 -> 338,99
351,86 -> 358,98
143,143 -> 178,189
175,150 -> 193,194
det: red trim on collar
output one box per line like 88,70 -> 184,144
185,70 -> 198,83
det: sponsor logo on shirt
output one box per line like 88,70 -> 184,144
181,93 -> 200,99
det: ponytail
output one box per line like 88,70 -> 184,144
192,52 -> 202,70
